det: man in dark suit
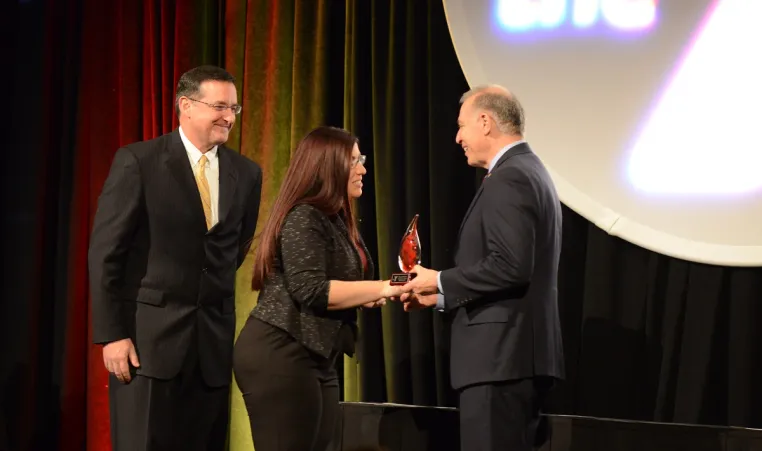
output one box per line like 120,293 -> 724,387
88,65 -> 262,451
401,85 -> 564,451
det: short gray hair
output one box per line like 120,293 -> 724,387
460,85 -> 525,135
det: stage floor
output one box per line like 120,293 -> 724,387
338,402 -> 762,451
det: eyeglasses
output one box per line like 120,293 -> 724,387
351,155 -> 366,168
187,98 -> 242,115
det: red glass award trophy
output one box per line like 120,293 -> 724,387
390,214 -> 421,285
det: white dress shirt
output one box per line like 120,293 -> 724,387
179,126 -> 220,228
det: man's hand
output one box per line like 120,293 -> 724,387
399,292 -> 438,312
103,338 -> 140,383
401,265 -> 439,296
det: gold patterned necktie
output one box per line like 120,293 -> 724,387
195,154 -> 212,229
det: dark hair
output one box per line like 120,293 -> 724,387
174,65 -> 235,116
251,126 -> 360,290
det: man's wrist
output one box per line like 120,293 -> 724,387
436,272 -> 445,311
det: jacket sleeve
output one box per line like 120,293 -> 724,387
88,148 -> 143,344
280,205 -> 332,312
440,167 -> 536,311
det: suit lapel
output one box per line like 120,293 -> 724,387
456,142 -> 533,240
165,130 -> 207,232
456,181 -> 485,239
214,147 -> 238,231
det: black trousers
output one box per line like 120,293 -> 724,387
458,377 -> 554,451
108,339 -> 230,451
233,316 -> 341,451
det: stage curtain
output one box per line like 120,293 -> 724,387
222,2 -> 472,448
552,207 -> 762,427
6,0 -> 223,449
339,0 -> 473,408
5,0 -> 762,450
73,1 -> 224,450
220,0 -> 348,448
76,2 -> 223,449
221,0 -> 762,436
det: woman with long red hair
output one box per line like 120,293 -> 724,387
233,126 -> 404,451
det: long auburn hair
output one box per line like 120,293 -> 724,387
251,126 -> 361,291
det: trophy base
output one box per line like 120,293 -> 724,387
390,272 -> 416,286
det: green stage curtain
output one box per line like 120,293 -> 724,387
221,1 -> 471,448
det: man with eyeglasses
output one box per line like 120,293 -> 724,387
88,65 -> 262,451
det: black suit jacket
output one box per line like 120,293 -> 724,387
88,129 -> 262,387
439,142 -> 564,390
250,204 -> 374,359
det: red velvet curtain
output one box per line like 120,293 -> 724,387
56,1 -> 221,449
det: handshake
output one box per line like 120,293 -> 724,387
369,265 -> 441,312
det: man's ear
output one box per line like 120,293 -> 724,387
480,112 -> 492,135
178,97 -> 190,117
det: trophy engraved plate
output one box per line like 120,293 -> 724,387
390,214 -> 421,286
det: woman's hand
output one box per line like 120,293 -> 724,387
380,280 -> 407,300
360,281 -> 407,308
362,298 -> 387,308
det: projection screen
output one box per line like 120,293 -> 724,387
442,0 -> 762,266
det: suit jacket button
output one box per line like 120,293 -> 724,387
201,267 -> 208,273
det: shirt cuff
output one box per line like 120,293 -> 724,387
436,272 -> 445,311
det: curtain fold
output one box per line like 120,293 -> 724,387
551,206 -> 762,427
352,0 -> 474,407
66,1 -> 222,449
223,1 -> 348,448
82,2 -> 223,448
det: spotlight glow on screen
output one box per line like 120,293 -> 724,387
443,0 -> 762,266
627,0 -> 762,195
